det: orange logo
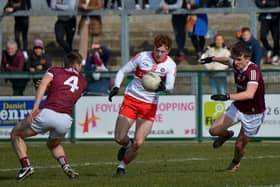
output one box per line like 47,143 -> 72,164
79,107 -> 100,133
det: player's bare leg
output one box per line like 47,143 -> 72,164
114,116 -> 134,161
227,128 -> 249,172
209,114 -> 235,148
47,138 -> 79,178
114,115 -> 134,176
114,115 -> 134,147
10,119 -> 37,180
114,118 -> 153,176
125,119 -> 153,162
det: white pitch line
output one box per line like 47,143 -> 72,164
1,155 -> 280,172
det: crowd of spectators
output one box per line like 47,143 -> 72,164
0,0 -> 279,95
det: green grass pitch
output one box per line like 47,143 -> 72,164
1,141 -> 280,187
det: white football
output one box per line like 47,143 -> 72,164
142,72 -> 161,92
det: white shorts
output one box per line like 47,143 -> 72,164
30,108 -> 72,139
225,103 -> 265,137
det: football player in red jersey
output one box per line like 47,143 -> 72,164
108,34 -> 176,176
11,51 -> 87,180
200,43 -> 265,172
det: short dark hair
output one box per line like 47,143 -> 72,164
241,27 -> 251,33
154,34 -> 172,50
64,50 -> 83,67
231,43 -> 251,58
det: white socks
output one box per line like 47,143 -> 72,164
117,161 -> 126,169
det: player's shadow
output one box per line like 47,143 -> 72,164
149,165 -> 226,174
0,175 -> 16,180
83,173 -> 100,177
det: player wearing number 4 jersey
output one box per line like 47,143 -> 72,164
11,51 -> 86,180
200,43 -> 265,172
108,34 -> 176,176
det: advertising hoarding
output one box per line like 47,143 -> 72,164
75,96 -> 196,139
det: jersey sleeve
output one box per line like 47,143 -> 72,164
165,62 -> 177,92
46,67 -> 58,78
114,53 -> 142,88
247,66 -> 260,84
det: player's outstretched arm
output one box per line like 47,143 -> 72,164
34,74 -> 52,109
227,83 -> 258,101
28,74 -> 52,122
200,56 -> 232,65
211,83 -> 258,102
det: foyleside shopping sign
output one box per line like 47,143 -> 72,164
75,96 -> 196,139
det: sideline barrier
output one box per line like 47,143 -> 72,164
1,69 -> 280,141
1,94 -> 280,141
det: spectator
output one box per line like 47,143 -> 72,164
47,0 -> 51,7
26,39 -> 52,90
4,0 -> 31,51
78,0 -> 104,63
0,40 -> 28,96
84,41 -> 111,95
199,34 -> 230,94
105,0 -> 122,10
237,27 -> 262,67
135,0 -> 150,9
186,0 -> 208,60
255,0 -> 280,64
159,0 -> 186,64
51,0 -> 77,54
207,0 -> 233,7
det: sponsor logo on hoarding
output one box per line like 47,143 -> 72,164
0,100 -> 33,127
203,101 -> 226,127
79,106 -> 100,133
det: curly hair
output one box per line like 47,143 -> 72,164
154,34 -> 172,50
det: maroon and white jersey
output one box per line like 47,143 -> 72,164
233,62 -> 265,114
114,51 -> 176,104
42,67 -> 87,116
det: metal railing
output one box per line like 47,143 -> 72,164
1,69 -> 280,96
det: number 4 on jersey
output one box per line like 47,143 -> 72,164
64,76 -> 79,92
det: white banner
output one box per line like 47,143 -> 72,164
202,94 -> 280,137
74,95 -> 196,139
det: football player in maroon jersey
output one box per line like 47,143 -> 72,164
200,43 -> 265,172
11,51 -> 87,180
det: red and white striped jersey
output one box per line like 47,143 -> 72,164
114,51 -> 176,104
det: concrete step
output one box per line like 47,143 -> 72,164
0,13 -> 266,81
